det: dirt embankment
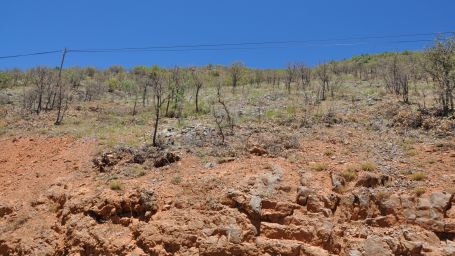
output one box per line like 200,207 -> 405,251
1,134 -> 455,255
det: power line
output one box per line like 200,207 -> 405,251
69,31 -> 451,53
68,40 -> 435,54
0,31 -> 452,59
0,50 -> 62,59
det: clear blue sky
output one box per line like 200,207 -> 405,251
1,0 -> 454,69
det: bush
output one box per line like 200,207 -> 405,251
410,172 -> 426,181
110,180 -> 123,190
361,162 -> 376,172
341,169 -> 358,182
310,162 -> 329,171
413,187 -> 426,197
171,175 -> 182,185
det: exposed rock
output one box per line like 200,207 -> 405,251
249,146 -> 268,156
355,172 -> 380,188
153,152 -> 180,168
296,186 -> 314,206
330,172 -> 346,193
363,236 -> 393,256
0,203 -> 13,218
430,192 -> 453,218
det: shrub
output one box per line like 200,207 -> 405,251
341,169 -> 358,182
171,175 -> 182,185
110,180 -> 123,190
413,187 -> 426,197
410,172 -> 426,181
361,162 -> 376,172
310,162 -> 329,171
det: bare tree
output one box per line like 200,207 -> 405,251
316,63 -> 331,101
133,66 -> 149,107
191,68 -> 203,113
254,69 -> 263,88
27,67 -> 54,115
423,35 -> 455,115
150,69 -> 165,147
229,62 -> 244,89
285,63 -> 297,93
383,54 -> 411,104
297,63 -> 311,90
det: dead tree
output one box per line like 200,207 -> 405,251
27,67 -> 53,115
297,63 -> 311,90
229,62 -> 244,89
384,55 -> 410,103
191,68 -> 203,113
423,35 -> 455,115
316,63 -> 331,101
150,70 -> 165,147
213,107 -> 226,144
285,63 -> 297,94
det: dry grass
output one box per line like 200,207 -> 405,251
413,187 -> 426,197
410,172 -> 426,181
361,162 -> 376,172
310,162 -> 329,172
341,169 -> 358,182
171,175 -> 182,185
109,180 -> 123,190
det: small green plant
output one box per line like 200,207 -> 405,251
171,175 -> 182,185
265,109 -> 278,119
361,162 -> 376,172
410,172 -> 426,181
110,180 -> 123,190
310,162 -> 329,171
286,105 -> 297,117
413,187 -> 426,197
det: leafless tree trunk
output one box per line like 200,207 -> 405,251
150,70 -> 165,147
285,63 -> 297,94
297,63 -> 311,90
316,63 -> 331,101
230,62 -> 244,90
191,69 -> 203,113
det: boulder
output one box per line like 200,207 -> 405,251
0,203 -> 13,218
356,172 -> 380,188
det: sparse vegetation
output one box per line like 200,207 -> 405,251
109,180 -> 123,190
413,187 -> 426,197
341,168 -> 358,182
1,29 -> 455,256
310,162 -> 329,171
171,175 -> 182,185
361,162 -> 376,172
410,171 -> 427,181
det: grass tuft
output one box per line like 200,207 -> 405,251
109,180 -> 123,190
310,162 -> 329,171
361,162 -> 376,172
410,172 -> 426,181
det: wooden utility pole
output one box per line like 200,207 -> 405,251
54,48 -> 67,125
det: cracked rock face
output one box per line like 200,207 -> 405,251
2,159 -> 455,255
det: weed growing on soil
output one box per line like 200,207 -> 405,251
109,180 -> 123,190
361,162 -> 376,172
410,172 -> 427,181
310,162 -> 329,171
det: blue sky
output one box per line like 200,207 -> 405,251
1,0 -> 454,69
